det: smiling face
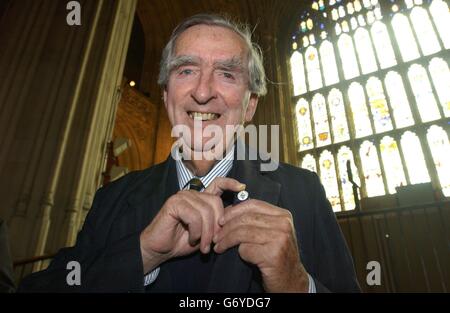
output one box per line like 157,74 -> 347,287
164,24 -> 258,158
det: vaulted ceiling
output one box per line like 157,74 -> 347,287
134,0 -> 307,103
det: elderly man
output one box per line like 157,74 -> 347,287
19,14 -> 360,293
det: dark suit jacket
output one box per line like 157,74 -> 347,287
0,219 -> 16,293
19,148 -> 360,293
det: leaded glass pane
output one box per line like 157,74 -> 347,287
408,64 -> 441,122
380,136 -> 407,194
354,28 -> 378,74
328,88 -> 350,143
360,140 -> 385,196
312,94 -> 332,147
320,40 -> 340,86
319,150 -> 341,211
296,98 -> 314,151
301,154 -> 317,173
430,0 -> 450,49
337,146 -> 360,210
401,131 -> 430,184
305,46 -> 323,91
366,77 -> 393,133
427,125 -> 450,197
428,58 -> 450,117
349,82 -> 372,138
392,13 -> 420,62
410,7 -> 441,56
290,51 -> 307,96
384,71 -> 414,128
371,21 -> 397,69
338,33 -> 360,79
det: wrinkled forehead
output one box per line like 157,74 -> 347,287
173,24 -> 249,63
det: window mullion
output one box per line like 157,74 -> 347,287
362,80 -> 377,137
379,74 -> 398,130
425,3 -> 446,50
373,137 -> 390,195
394,132 -> 412,186
424,60 -> 446,119
352,138 -> 369,199
397,64 -> 425,125
416,127 -> 443,193
332,149 -> 345,211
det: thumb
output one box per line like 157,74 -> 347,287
204,177 -> 246,196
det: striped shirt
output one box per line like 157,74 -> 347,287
144,144 -> 316,292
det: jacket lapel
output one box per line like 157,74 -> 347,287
207,146 -> 281,292
126,156 -> 179,292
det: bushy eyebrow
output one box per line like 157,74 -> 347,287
168,55 -> 201,72
169,55 -> 245,73
213,56 -> 244,72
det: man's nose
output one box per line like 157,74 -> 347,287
191,72 -> 216,104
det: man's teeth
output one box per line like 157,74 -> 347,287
188,112 -> 220,121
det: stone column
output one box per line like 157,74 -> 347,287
0,0 -> 137,263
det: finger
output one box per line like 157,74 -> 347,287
173,199 -> 203,246
204,177 -> 246,196
214,225 -> 278,254
214,212 -> 286,244
198,193 -> 225,239
220,199 -> 288,226
179,192 -> 216,253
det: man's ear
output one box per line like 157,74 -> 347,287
244,93 -> 259,122
163,87 -> 168,110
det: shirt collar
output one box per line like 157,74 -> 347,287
174,145 -> 235,191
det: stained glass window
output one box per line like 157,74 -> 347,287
341,20 -> 350,32
408,64 -> 441,122
305,46 -> 323,91
392,13 -> 420,62
384,71 -> 414,128
354,28 -> 378,74
410,7 -> 441,56
320,40 -> 340,86
290,51 -> 307,96
301,154 -> 317,173
427,125 -> 450,196
366,77 -> 393,133
350,17 -> 358,29
319,150 -> 341,211
337,146 -> 360,210
430,0 -> 450,49
339,5 -> 346,18
428,58 -> 450,117
401,131 -> 430,184
328,88 -> 350,143
312,94 -> 331,147
371,21 -> 397,69
289,1 -> 449,211
347,3 -> 355,15
296,98 -> 314,151
360,140 -> 385,197
380,136 -> 407,194
338,34 -> 360,79
349,82 -> 372,138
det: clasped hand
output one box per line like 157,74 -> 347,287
139,177 -> 309,292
